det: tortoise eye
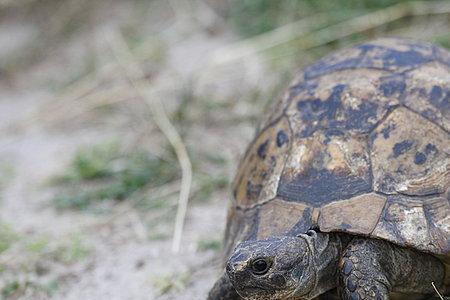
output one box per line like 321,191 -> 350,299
251,258 -> 270,275
306,230 -> 316,237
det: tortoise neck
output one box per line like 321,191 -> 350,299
306,232 -> 346,298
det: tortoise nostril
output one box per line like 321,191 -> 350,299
226,263 -> 232,273
227,260 -> 246,275
226,261 -> 238,273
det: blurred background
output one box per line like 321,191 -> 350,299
0,0 -> 449,299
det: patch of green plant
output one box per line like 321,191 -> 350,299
197,239 -> 221,252
54,234 -> 91,264
150,272 -> 191,295
0,224 -> 19,254
0,278 -> 58,299
173,86 -> 195,130
52,142 -> 120,183
1,281 -> 20,299
434,34 -> 450,49
193,174 -> 229,202
41,279 -> 59,295
230,0 -> 410,37
51,142 -> 178,210
0,161 -> 15,192
26,237 -> 50,255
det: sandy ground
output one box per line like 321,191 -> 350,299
0,1 -> 279,299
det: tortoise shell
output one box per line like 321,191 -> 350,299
224,38 -> 450,263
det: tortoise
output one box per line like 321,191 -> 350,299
207,38 -> 450,300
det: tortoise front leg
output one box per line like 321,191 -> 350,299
338,238 -> 445,300
207,271 -> 241,300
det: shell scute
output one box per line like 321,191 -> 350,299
378,73 -> 406,97
233,116 -> 292,207
401,61 -> 450,132
223,207 -> 259,260
304,38 -> 435,80
287,68 -> 399,139
371,194 -> 450,255
256,198 -> 313,240
370,107 -> 450,195
318,193 -> 386,235
423,196 -> 450,254
277,132 -> 371,206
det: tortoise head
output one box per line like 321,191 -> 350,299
226,233 -> 319,300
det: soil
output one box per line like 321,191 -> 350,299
0,1 -> 279,299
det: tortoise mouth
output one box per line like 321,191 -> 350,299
237,286 -> 276,297
233,276 -> 294,298
237,285 -> 299,300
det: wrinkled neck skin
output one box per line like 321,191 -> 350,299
294,232 -> 347,299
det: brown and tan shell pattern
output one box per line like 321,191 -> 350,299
224,38 -> 450,261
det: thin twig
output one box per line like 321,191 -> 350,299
210,0 -> 450,65
432,282 -> 445,300
209,12 -> 332,65
291,0 -> 450,50
105,30 -> 192,253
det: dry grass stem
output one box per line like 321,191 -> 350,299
210,0 -> 450,65
296,0 -> 450,50
210,12 -> 331,65
432,282 -> 445,300
106,30 -> 192,254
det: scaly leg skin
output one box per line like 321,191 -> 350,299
207,271 -> 241,300
315,289 -> 340,300
338,238 -> 445,300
